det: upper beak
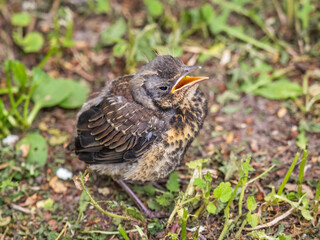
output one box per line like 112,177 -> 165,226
171,65 -> 209,93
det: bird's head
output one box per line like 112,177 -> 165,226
130,55 -> 208,110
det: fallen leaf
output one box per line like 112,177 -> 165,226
98,187 -> 110,196
256,192 -> 264,201
20,193 -> 38,207
48,219 -> 58,230
73,175 -> 82,190
49,176 -> 67,193
215,125 -> 224,132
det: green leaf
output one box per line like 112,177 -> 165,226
247,212 -> 258,228
253,79 -> 303,100
32,68 -> 48,85
186,158 -> 209,169
32,79 -> 71,108
100,18 -> 127,46
201,4 -> 215,22
17,133 -> 48,167
301,120 -> 320,133
279,233 -> 292,240
144,0 -> 163,17
156,195 -> 170,206
300,208 -> 313,221
11,12 -> 31,26
206,202 -> 216,214
247,196 -> 257,211
147,198 -> 162,210
78,190 -> 90,215
96,0 -> 110,14
214,182 -> 233,203
126,207 -> 145,221
10,60 -> 28,88
113,40 -> 128,57
194,178 -> 206,189
58,80 -> 89,109
296,130 -> 308,150
22,32 -> 44,53
166,172 -> 180,192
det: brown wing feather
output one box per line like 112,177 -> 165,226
75,92 -> 164,164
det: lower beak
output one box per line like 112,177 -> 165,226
171,76 -> 209,93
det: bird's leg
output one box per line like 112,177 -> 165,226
125,180 -> 166,191
116,179 -> 169,219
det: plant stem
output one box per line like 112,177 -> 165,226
298,149 -> 308,196
27,102 -> 42,126
235,218 -> 247,238
218,218 -> 233,240
0,87 -> 19,95
79,169 -> 136,221
181,208 -> 188,240
277,152 -> 300,196
314,177 -> 320,219
247,165 -> 275,185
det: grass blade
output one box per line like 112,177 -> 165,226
277,152 -> 300,196
298,149 -> 308,196
118,224 -> 130,240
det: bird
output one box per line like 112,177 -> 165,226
69,55 -> 208,218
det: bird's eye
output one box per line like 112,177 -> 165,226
159,86 -> 168,91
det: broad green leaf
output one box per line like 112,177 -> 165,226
100,18 -> 127,46
301,208 -> 313,221
32,79 -> 71,108
10,60 -> 28,88
156,195 -> 170,206
17,133 -> 48,167
201,4 -> 215,21
22,32 -> 44,53
214,182 -> 233,202
144,0 -> 163,17
59,80 -> 89,109
166,172 -> 180,192
193,178 -> 206,189
206,202 -> 216,214
253,79 -> 303,100
147,198 -> 162,210
11,12 -> 31,26
247,196 -> 257,211
247,212 -> 258,228
32,68 -> 48,85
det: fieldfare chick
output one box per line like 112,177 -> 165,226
71,55 -> 208,218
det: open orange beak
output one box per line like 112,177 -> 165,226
171,66 -> 208,93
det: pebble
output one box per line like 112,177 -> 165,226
56,168 -> 73,180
